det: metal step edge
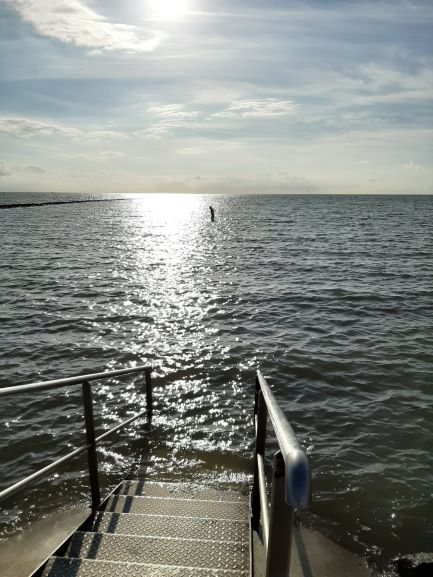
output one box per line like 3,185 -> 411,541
90,512 -> 250,541
43,556 -> 249,577
119,479 -> 246,486
93,511 -> 249,526
117,480 -> 248,501
69,530 -> 246,547
66,532 -> 249,570
99,509 -> 248,522
107,494 -> 246,505
101,495 -> 248,521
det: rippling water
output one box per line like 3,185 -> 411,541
1,192 -> 432,574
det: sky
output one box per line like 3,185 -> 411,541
0,0 -> 432,194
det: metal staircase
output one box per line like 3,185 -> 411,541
42,480 -> 250,576
1,366 -> 311,577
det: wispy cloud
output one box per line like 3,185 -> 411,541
83,129 -> 130,141
402,160 -> 422,170
215,99 -> 296,118
0,160 -> 11,177
0,117 -> 82,138
22,165 -> 46,173
10,0 -> 163,53
0,117 -> 133,142
135,103 -> 200,139
148,104 -> 200,121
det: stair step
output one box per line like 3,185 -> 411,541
66,532 -> 249,571
102,495 -> 248,521
117,481 -> 248,503
43,557 -> 249,577
91,511 -> 249,542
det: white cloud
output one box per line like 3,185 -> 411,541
23,165 -> 46,173
0,161 -> 11,176
176,140 -> 243,155
176,145 -> 204,156
402,161 -> 422,170
83,130 -> 130,141
147,103 -> 200,121
0,117 -> 82,138
98,151 -> 126,159
135,103 -> 200,139
0,117 -> 133,142
215,99 -> 296,118
11,0 -> 163,53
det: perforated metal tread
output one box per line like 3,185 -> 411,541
67,532 -> 249,571
118,480 -> 248,503
43,557 -> 248,577
102,495 -> 248,521
92,511 -> 249,542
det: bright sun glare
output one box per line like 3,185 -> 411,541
148,0 -> 191,20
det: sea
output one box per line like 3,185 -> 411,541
0,192 -> 432,575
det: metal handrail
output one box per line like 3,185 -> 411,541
256,370 -> 310,508
0,365 -> 149,396
251,369 -> 311,577
0,365 -> 153,510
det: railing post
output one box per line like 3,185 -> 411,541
265,450 -> 294,577
82,380 -> 101,511
253,373 -> 260,417
252,388 -> 268,529
145,367 -> 152,422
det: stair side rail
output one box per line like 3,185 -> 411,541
251,369 -> 311,577
0,365 -> 153,511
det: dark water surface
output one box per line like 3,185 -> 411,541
1,193 -> 432,574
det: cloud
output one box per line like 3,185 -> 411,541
23,165 -> 46,173
176,140 -> 243,155
215,99 -> 296,118
148,104 -> 200,121
11,0 -> 163,53
0,161 -> 11,177
0,117 -> 132,142
83,130 -> 130,141
98,151 -> 126,159
402,161 -> 422,170
0,117 -> 82,138
135,103 -> 200,139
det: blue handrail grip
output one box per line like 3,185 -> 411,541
284,448 -> 311,508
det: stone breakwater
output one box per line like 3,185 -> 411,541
0,198 -> 125,209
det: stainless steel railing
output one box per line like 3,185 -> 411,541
251,370 -> 311,576
0,365 -> 152,511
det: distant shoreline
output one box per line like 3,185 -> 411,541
0,198 -> 126,210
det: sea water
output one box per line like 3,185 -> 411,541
1,192 -> 432,573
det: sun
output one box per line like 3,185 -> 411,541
148,0 -> 191,20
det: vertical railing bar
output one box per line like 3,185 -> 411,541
257,453 -> 270,547
253,373 -> 260,417
251,389 -> 268,529
145,367 -> 152,422
82,380 -> 101,511
265,450 -> 294,577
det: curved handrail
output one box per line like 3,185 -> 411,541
256,370 -> 311,508
0,365 -> 150,396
